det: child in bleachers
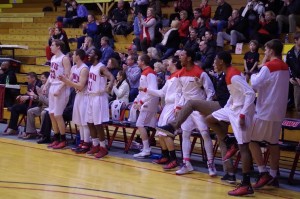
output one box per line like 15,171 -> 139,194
244,40 -> 260,82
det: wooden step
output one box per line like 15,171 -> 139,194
7,28 -> 82,38
9,0 -> 23,3
0,34 -> 48,41
0,17 -> 33,22
2,49 -> 44,56
0,4 -> 13,9
1,7 -> 64,13
20,64 -> 50,74
0,12 -> 44,17
0,40 -> 76,50
13,3 -> 55,8
114,34 -> 135,43
33,16 -> 57,23
21,22 -> 54,28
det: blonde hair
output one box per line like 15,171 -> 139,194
147,47 -> 160,59
154,62 -> 165,72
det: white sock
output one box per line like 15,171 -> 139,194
258,165 -> 267,173
79,125 -> 84,141
83,125 -> 90,143
142,140 -> 150,150
182,131 -> 192,159
92,138 -> 99,146
201,130 -> 214,160
269,169 -> 277,178
99,141 -> 106,148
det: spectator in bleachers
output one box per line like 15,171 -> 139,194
112,70 -> 130,104
80,36 -> 95,57
127,44 -> 139,58
276,0 -> 300,34
241,0 -> 265,18
72,1 -> 88,28
264,0 -> 283,15
196,40 -> 216,72
184,28 -> 199,53
209,0 -> 232,34
147,47 -> 161,68
174,0 -> 193,18
138,8 -> 156,53
77,14 -> 98,49
132,0 -> 149,17
110,0 -> 128,28
45,27 -> 55,66
122,55 -> 141,102
198,0 -> 211,27
178,10 -> 190,45
62,0 -> 78,28
100,36 -> 115,66
191,8 -> 201,29
204,30 -> 217,49
252,11 -> 278,45
196,16 -> 208,39
156,20 -> 180,60
244,40 -> 260,81
107,57 -> 122,79
133,12 -> 143,51
216,9 -> 248,53
154,62 -> 166,89
0,61 -> 18,107
2,72 -> 42,136
286,32 -> 300,115
21,72 -> 50,139
56,0 -> 75,24
149,0 -> 162,19
49,27 -> 70,54
97,15 -> 114,48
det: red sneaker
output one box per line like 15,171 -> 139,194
94,147 -> 108,158
223,144 -> 239,161
52,141 -> 67,149
152,157 -> 169,164
163,160 -> 178,170
86,145 -> 100,156
75,142 -> 91,154
228,184 -> 254,196
48,140 -> 59,148
71,140 -> 84,151
253,172 -> 273,189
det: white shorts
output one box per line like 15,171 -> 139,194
212,107 -> 254,144
48,84 -> 70,116
251,117 -> 282,144
72,93 -> 88,125
181,111 -> 208,132
85,94 -> 109,125
156,103 -> 176,137
136,111 -> 157,128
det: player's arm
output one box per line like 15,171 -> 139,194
100,66 -> 115,93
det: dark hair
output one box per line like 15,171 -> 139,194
116,70 -> 130,90
183,48 -> 195,62
171,56 -> 182,70
52,39 -> 65,52
216,51 -> 232,66
265,39 -> 283,57
294,32 -> 300,40
130,54 -> 138,62
41,71 -> 50,79
139,54 -> 150,65
75,49 -> 86,60
27,72 -> 38,79
194,8 -> 201,13
93,48 -> 102,61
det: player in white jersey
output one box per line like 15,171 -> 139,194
249,40 -> 290,189
133,54 -> 159,158
139,57 -> 182,170
44,39 -> 71,149
84,49 -> 115,159
58,49 -> 91,153
206,51 -> 256,196
172,49 -> 216,176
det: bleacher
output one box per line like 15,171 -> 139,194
0,0 -> 299,178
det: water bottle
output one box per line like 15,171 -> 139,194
285,34 -> 289,44
5,76 -> 9,85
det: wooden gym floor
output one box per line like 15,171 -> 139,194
0,137 -> 299,199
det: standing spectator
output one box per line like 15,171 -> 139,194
276,0 -> 300,34
178,10 -> 190,45
2,72 -> 42,135
138,8 -> 156,53
0,61 -> 17,107
244,40 -> 260,81
287,32 -> 300,115
72,2 -> 88,28
133,12 -> 143,51
249,39 -> 289,190
77,14 -> 98,49
123,55 -> 141,102
100,36 -> 115,66
209,0 -> 232,34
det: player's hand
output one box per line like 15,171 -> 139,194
57,75 -> 67,82
106,86 -> 112,93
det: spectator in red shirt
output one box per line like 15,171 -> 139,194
178,10 -> 190,45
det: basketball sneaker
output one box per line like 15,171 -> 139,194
223,144 -> 239,161
221,173 -> 236,184
133,149 -> 151,158
86,145 -> 100,156
176,162 -> 194,175
48,140 -> 59,148
94,147 -> 108,158
52,141 -> 67,149
252,172 -> 274,189
207,161 -> 217,177
152,157 -> 169,164
228,183 -> 254,196
163,160 -> 178,170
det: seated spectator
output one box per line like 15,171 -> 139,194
252,11 -> 278,45
178,10 -> 190,45
156,20 -> 180,60
203,30 -> 217,49
174,0 -> 193,18
138,8 -> 156,53
243,40 -> 260,81
153,62 -> 166,89
241,0 -> 265,17
122,55 -> 141,102
184,28 -> 199,52
56,0 -> 75,24
209,0 -> 232,34
77,14 -> 98,49
191,8 -> 201,29
107,57 -> 122,79
264,0 -> 283,15
216,9 -> 248,52
0,61 -> 18,107
196,40 -> 216,72
110,0 -> 128,31
112,70 -> 130,104
196,16 -> 208,39
62,0 -> 78,28
276,0 -> 300,34
149,0 -> 162,19
20,72 -> 50,139
2,72 -> 42,136
72,1 -> 88,28
80,36 -> 95,57
147,47 -> 161,68
97,15 -> 114,48
199,0 -> 211,26
100,36 -> 115,65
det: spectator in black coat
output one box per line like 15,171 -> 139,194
209,0 -> 232,33
196,40 -> 216,72
276,0 -> 300,34
0,61 -> 18,107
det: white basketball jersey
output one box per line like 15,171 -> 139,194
71,63 -> 89,93
50,53 -> 66,84
88,62 -> 107,94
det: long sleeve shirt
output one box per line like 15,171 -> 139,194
125,64 -> 141,89
251,59 -> 289,121
112,80 -> 130,104
77,5 -> 88,18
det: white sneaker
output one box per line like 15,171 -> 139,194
176,162 -> 194,175
133,149 -> 151,158
207,161 -> 217,176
